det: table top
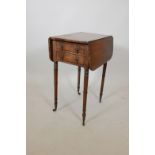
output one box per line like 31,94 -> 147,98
50,32 -> 110,44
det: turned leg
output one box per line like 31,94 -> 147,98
82,68 -> 89,126
53,62 -> 58,111
77,66 -> 81,95
99,63 -> 107,102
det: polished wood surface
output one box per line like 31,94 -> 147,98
89,37 -> 113,70
50,32 -> 109,44
48,32 -> 113,126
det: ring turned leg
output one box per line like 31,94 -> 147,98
53,62 -> 58,111
77,66 -> 81,95
82,68 -> 89,126
99,63 -> 107,103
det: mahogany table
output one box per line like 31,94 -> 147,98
48,32 -> 113,126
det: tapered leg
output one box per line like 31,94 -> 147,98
77,66 -> 81,95
82,68 -> 89,126
99,63 -> 107,103
53,62 -> 58,111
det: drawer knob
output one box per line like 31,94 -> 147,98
60,42 -> 64,60
75,46 -> 80,53
60,43 -> 64,50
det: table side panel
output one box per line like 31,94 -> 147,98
48,37 -> 54,61
88,37 -> 113,70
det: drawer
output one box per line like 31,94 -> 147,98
55,41 -> 87,56
57,51 -> 84,66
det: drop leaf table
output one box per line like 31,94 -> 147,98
48,32 -> 113,126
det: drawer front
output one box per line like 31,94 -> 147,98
54,41 -> 88,66
55,41 -> 87,56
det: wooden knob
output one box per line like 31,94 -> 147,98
60,43 -> 63,50
75,46 -> 80,53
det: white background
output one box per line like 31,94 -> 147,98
0,0 -> 155,155
27,0 -> 128,53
